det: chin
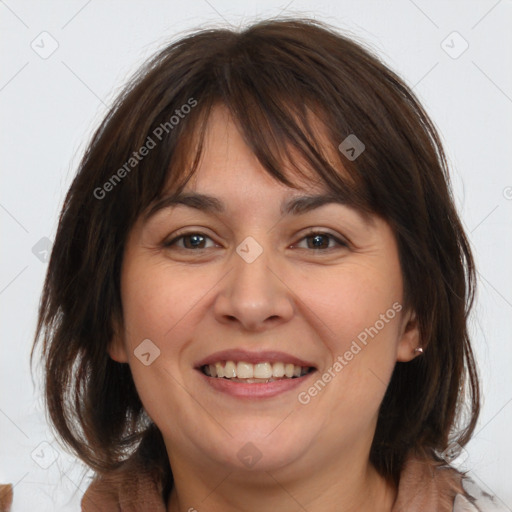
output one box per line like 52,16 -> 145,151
200,422 -> 317,473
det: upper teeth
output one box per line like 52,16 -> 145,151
203,361 -> 310,379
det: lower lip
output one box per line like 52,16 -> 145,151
197,369 -> 317,399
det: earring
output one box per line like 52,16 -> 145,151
414,347 -> 424,354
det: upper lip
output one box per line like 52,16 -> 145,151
195,349 -> 317,369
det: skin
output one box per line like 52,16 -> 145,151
109,104 -> 421,512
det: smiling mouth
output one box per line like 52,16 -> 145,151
200,360 -> 315,383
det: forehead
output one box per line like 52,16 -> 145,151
144,107 -> 376,226
148,106 -> 347,217
175,103 -> 348,195
142,101 -> 375,226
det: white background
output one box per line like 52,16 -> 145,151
1,1 -> 511,510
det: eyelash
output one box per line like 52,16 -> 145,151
163,229 -> 349,252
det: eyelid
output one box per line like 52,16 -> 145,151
163,229 -> 219,249
291,228 -> 350,250
163,228 -> 350,251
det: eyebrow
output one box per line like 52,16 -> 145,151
143,191 -> 372,223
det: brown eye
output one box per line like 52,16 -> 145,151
293,231 -> 349,250
164,232 -> 216,250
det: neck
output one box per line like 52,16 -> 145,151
166,452 -> 397,512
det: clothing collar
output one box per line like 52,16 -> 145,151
81,454 -> 465,512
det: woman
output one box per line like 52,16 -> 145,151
29,17 -> 503,512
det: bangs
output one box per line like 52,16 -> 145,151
131,33 -> 382,224
141,93 -> 376,225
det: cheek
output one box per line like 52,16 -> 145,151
295,262 -> 403,350
118,261 -> 219,412
120,260 -> 212,347
291,262 -> 403,417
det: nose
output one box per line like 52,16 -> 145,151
213,241 -> 295,332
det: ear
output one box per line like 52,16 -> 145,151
107,317 -> 129,363
396,308 -> 422,362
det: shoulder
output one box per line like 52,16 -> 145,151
81,463 -> 167,512
393,455 -> 506,512
0,484 -> 13,512
453,474 -> 508,512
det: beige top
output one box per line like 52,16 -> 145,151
75,455 -> 504,512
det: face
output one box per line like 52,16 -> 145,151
109,104 -> 420,479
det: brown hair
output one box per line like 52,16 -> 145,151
32,17 -> 479,493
